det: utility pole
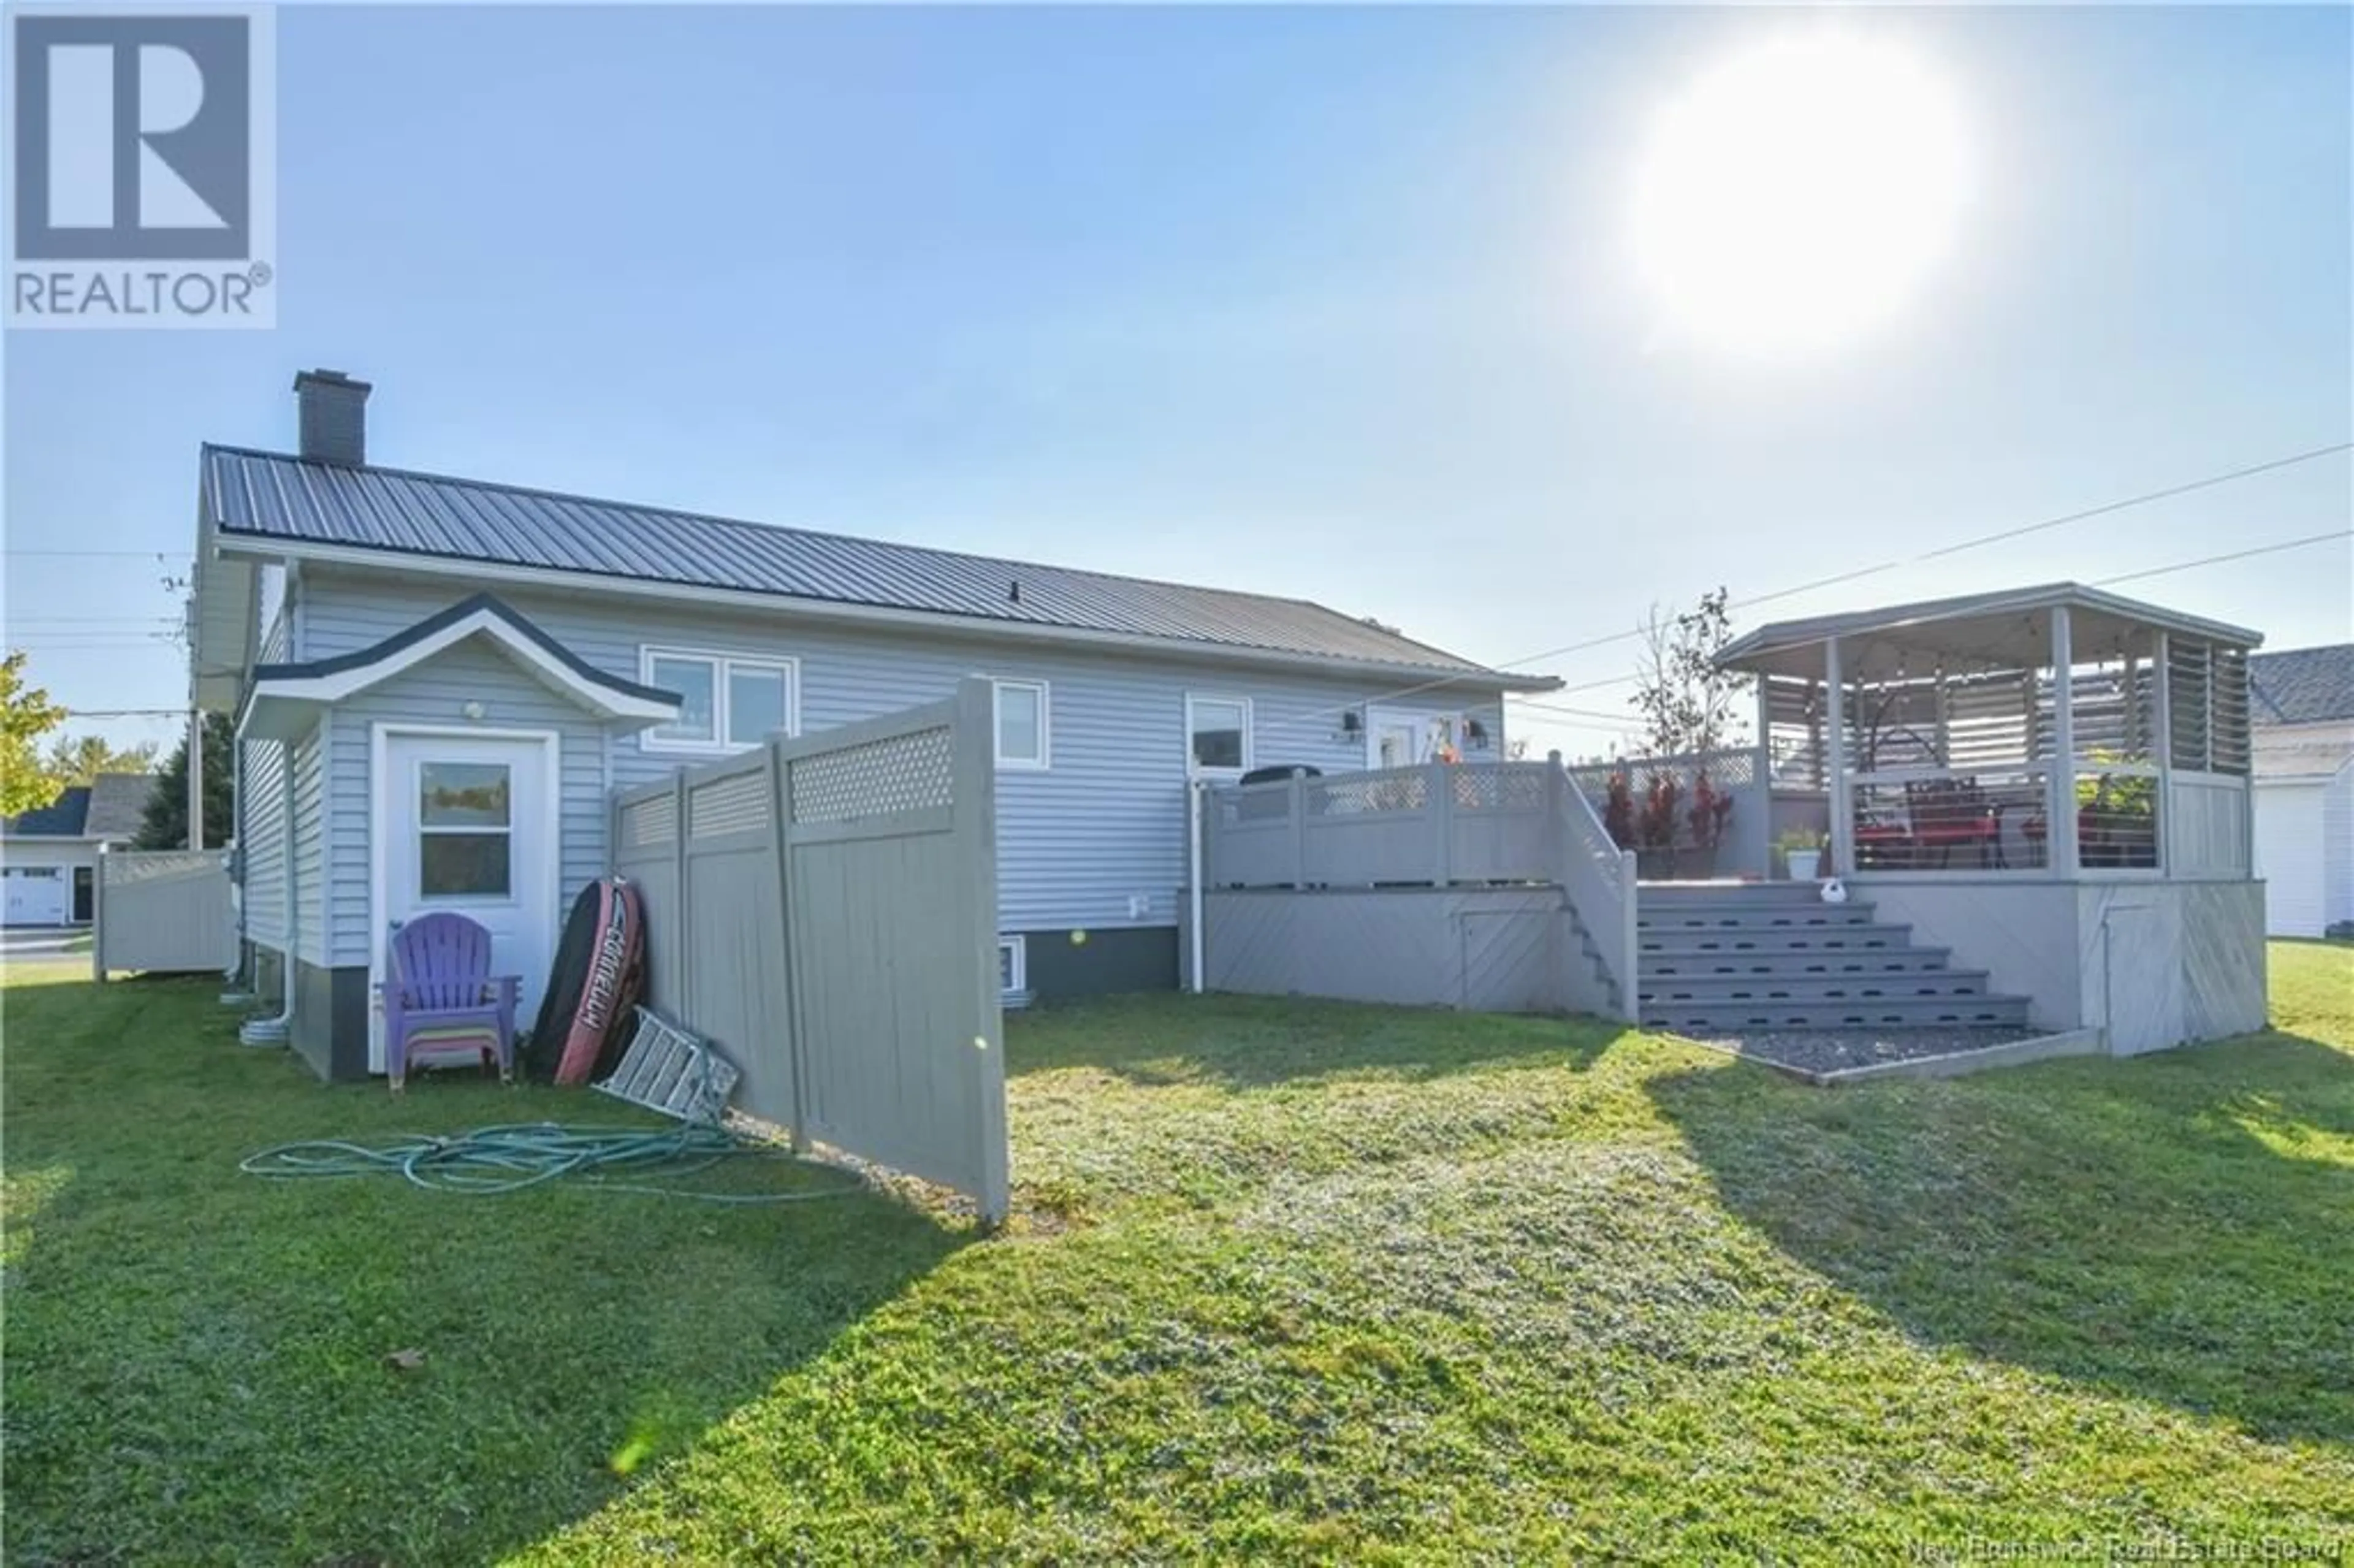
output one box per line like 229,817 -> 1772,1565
187,707 -> 205,851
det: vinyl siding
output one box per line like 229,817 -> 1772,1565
291,725 -> 327,967
322,639 -> 611,969
298,569 -> 1510,941
2328,759 -> 2354,927
240,572 -> 299,951
2255,782 -> 2328,938
241,739 -> 289,949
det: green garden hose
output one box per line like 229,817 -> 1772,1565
240,1121 -> 866,1203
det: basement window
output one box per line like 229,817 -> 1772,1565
999,935 -> 1029,1007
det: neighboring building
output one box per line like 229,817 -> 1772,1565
2249,643 -> 2354,939
0,774 -> 154,926
188,371 -> 1556,1079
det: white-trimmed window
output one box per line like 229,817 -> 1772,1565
994,680 -> 1050,770
639,648 -> 798,754
998,935 -> 1027,999
1187,694 -> 1252,777
417,760 -> 512,899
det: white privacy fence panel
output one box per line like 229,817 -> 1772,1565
611,680 -> 1006,1222
95,848 -> 237,978
2168,772 -> 2252,879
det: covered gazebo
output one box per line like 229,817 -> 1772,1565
1720,582 -> 2257,883
1715,583 -> 2267,1051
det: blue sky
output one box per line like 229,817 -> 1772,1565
6,4 -> 2349,759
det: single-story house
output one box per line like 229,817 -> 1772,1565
189,370 -> 1558,1079
0,774 -> 153,926
2249,642 -> 2354,938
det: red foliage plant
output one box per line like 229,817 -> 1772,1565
1603,772 -> 1637,849
1638,772 -> 1682,850
1686,770 -> 1734,850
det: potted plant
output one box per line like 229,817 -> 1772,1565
1683,770 -> 1734,878
1636,771 -> 1682,880
1775,826 -> 1825,881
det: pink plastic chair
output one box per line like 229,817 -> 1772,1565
382,913 -> 519,1091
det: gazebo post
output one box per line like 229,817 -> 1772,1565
2049,606 -> 2078,873
2153,631 -> 2173,877
1824,635 -> 1852,877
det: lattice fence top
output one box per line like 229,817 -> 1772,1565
690,769 -> 771,839
1568,747 -> 1760,793
1308,769 -> 1428,816
101,850 -> 226,885
790,725 -> 954,824
622,791 -> 677,848
1447,765 -> 1548,811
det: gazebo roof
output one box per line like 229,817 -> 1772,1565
1715,582 -> 2263,682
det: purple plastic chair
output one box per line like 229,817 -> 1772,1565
382,912 -> 519,1091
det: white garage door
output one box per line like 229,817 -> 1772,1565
3,867 -> 70,926
2253,782 -> 2326,938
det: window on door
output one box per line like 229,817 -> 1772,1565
417,761 -> 512,898
640,648 -> 798,754
1187,695 -> 1251,777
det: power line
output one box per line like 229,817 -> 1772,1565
1489,440 -> 2352,680
1254,438 -> 2351,744
1,549 -> 192,557
2092,528 -> 2350,587
1506,525 -> 2354,709
1497,696 -> 1648,724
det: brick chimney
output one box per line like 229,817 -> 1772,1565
292,369 -> 371,466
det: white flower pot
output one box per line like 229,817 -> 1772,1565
1786,850 -> 1822,881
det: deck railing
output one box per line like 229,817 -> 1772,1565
1544,757 -> 1638,1019
1563,745 -> 1775,880
1202,758 -> 1637,1019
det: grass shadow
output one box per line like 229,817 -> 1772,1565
1646,1026 -> 2354,1448
1006,990 -> 1628,1089
2,973 -> 971,1566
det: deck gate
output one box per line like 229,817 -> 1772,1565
611,680 -> 1007,1221
93,848 -> 237,980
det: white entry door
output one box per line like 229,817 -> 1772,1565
3,867 -> 69,926
377,733 -> 556,1068
1367,708 -> 1424,770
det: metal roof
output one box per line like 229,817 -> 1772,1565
1716,582 -> 2263,681
2250,644 -> 2354,726
203,446 -> 1544,685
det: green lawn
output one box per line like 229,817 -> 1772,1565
5,946 -> 2351,1564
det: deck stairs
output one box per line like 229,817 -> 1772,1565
1636,883 -> 2032,1033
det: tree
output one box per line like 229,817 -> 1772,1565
43,733 -> 159,790
134,714 -> 235,850
1,652 -> 69,818
1629,587 -> 1751,758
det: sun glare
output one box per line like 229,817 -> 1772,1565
1631,34 -> 1970,357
